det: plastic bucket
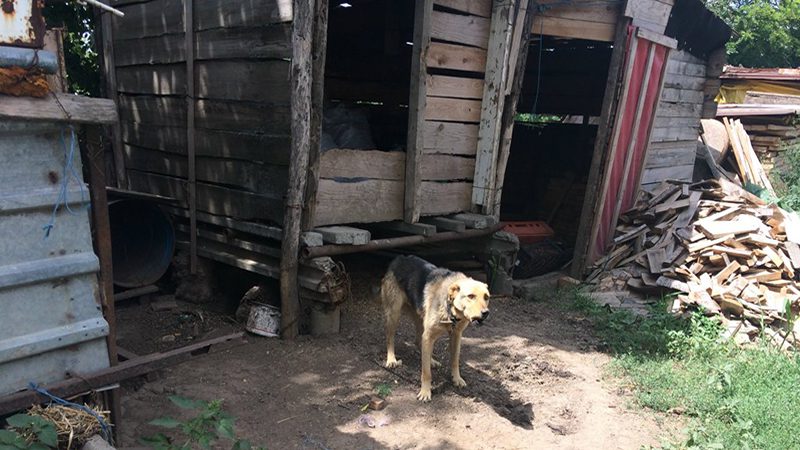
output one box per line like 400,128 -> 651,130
246,304 -> 281,337
109,199 -> 175,288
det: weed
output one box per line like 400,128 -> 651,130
140,396 -> 265,450
374,383 -> 392,399
0,414 -> 58,450
771,142 -> 800,212
564,288 -> 800,449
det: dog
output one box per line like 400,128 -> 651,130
381,255 -> 490,402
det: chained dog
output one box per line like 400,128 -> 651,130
381,255 -> 490,401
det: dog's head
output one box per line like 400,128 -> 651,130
448,277 -> 490,325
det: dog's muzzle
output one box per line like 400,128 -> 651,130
472,310 -> 490,326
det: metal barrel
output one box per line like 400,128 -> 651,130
108,199 -> 175,288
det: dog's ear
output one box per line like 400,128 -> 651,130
448,282 -> 460,300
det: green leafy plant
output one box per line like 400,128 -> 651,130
0,414 -> 58,450
374,383 -> 392,399
140,396 -> 264,450
773,143 -> 800,212
705,0 -> 800,68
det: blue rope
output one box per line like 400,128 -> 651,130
42,126 -> 88,239
28,382 -> 113,444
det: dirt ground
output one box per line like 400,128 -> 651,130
117,255 -> 677,449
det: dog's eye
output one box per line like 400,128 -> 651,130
468,294 -> 475,299
484,295 -> 489,301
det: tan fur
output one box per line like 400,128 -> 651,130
381,269 -> 490,402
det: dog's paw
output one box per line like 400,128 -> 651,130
452,375 -> 467,388
385,359 -> 403,368
417,388 -> 432,402
431,358 -> 442,369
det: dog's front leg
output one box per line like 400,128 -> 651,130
450,323 -> 468,388
418,331 -> 435,402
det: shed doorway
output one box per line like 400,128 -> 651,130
322,0 -> 415,153
310,0 -> 416,227
500,36 -> 613,276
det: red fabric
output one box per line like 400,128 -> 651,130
589,27 -> 669,262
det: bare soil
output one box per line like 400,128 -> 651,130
117,256 -> 677,449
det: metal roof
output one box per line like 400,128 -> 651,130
721,66 -> 800,81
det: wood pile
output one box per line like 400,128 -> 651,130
590,177 -> 800,348
733,116 -> 798,176
722,118 -> 775,195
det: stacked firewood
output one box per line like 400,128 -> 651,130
591,178 -> 800,347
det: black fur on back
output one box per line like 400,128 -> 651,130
387,255 -> 454,312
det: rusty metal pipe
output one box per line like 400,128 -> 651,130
302,224 -> 503,259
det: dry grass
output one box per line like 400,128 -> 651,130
27,404 -> 109,449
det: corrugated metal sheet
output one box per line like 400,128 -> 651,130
0,121 -> 110,397
0,0 -> 45,48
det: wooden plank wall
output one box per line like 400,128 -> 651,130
109,0 -> 293,225
312,0 -> 488,226
641,50 -> 706,190
531,0 -> 621,42
422,0 -> 492,215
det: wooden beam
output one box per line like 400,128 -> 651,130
315,226 -> 371,245
0,333 -> 245,417
374,221 -> 437,237
420,216 -> 467,232
0,93 -> 117,124
404,0 -> 434,223
280,0 -> 315,339
489,0 -> 535,216
636,28 -> 677,49
59,125 -> 123,438
473,0 -> 517,210
83,126 -> 118,365
99,10 -> 127,188
571,18 -> 630,278
302,0 -> 329,231
184,0 -> 198,274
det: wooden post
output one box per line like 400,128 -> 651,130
184,0 -> 198,273
404,0 -> 433,223
570,18 -> 631,278
489,0 -> 535,216
83,126 -> 122,440
99,11 -> 127,189
473,0 -> 517,213
280,0 -> 316,339
301,0 -> 329,231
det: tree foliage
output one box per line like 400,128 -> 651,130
706,0 -> 800,68
41,2 -> 101,96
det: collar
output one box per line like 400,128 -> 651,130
441,300 -> 460,327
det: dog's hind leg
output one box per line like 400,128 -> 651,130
382,275 -> 403,368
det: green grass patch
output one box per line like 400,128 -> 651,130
562,289 -> 800,450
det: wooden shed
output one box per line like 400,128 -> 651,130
493,0 -> 730,275
100,0 -> 728,334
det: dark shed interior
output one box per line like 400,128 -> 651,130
323,0 -> 415,152
501,37 -> 613,248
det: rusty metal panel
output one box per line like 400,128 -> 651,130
0,121 -> 110,397
0,0 -> 46,48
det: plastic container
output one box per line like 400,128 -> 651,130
246,304 -> 281,337
501,221 -> 555,244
